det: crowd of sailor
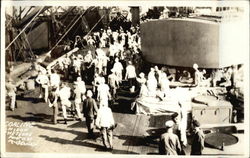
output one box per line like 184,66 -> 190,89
5,23 -> 244,153
6,22 -> 244,121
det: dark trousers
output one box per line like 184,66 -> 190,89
52,105 -> 58,124
128,78 -> 136,88
85,117 -> 94,136
110,86 -> 117,99
64,67 -> 69,81
100,127 -> 113,149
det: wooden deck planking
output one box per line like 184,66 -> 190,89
112,113 -> 139,154
127,114 -> 148,154
125,115 -> 141,154
6,86 -> 176,154
111,113 -> 169,155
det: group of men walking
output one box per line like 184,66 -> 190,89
159,113 -> 205,155
6,24 -> 207,154
35,26 -> 141,150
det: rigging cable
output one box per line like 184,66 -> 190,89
5,7 -> 45,50
49,7 -> 92,52
86,15 -> 105,37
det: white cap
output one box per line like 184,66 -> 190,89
86,90 -> 93,97
165,120 -> 174,128
78,54 -> 83,59
193,63 -> 199,70
139,72 -> 145,78
77,77 -> 81,82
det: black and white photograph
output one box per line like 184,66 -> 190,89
1,1 -> 249,157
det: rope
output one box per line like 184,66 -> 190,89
49,8 -> 90,52
56,7 -> 77,33
5,7 -> 45,50
48,10 -> 105,69
54,11 -> 76,35
23,32 -> 35,58
51,10 -> 79,44
6,16 -> 14,28
86,15 -> 105,37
